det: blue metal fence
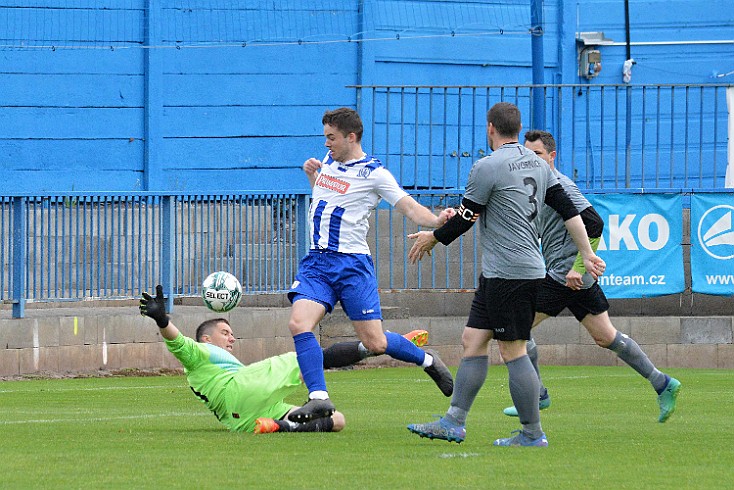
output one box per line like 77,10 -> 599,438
371,191 -> 476,291
1,193 -> 310,317
356,83 -> 732,192
3,84 -> 733,317
1,190 -> 474,318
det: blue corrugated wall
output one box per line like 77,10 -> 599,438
0,0 -> 732,193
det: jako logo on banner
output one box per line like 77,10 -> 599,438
597,214 -> 670,251
697,205 -> 734,260
586,193 -> 684,298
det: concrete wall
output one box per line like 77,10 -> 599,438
1,290 -> 732,377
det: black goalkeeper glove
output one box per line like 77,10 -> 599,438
139,284 -> 169,328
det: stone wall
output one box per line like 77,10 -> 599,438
1,290 -> 732,377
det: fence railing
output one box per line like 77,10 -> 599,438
355,83 -> 733,191
1,192 -> 310,317
4,188 -> 734,318
0,191 -> 473,318
4,84 -> 733,316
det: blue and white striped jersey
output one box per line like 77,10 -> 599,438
309,151 -> 408,254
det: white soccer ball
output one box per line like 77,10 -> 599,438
201,271 -> 243,313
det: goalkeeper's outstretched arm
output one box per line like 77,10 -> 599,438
139,284 -> 180,341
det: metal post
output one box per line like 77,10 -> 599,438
144,1 -> 163,190
162,195 -> 174,312
295,194 -> 309,261
531,0 -> 546,129
625,86 -> 632,187
12,197 -> 27,318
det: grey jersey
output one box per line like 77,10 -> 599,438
464,142 -> 560,279
537,169 -> 595,288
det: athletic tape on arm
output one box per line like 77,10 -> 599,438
571,206 -> 604,273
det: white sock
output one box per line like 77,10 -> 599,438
421,354 -> 434,368
309,390 -> 329,400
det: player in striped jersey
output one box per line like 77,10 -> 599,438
286,108 -> 456,423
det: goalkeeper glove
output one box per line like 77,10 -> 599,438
139,284 -> 169,328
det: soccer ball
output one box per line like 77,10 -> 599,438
201,271 -> 243,313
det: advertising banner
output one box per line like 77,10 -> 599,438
690,193 -> 734,295
586,193 -> 685,298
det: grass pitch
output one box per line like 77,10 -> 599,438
1,366 -> 731,489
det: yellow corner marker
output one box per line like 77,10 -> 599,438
74,316 -> 78,336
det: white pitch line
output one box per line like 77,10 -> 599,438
0,385 -> 182,394
439,452 -> 481,459
1,411 -> 210,425
102,327 -> 108,365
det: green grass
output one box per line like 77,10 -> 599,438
1,366 -> 731,489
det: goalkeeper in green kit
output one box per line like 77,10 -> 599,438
139,285 -> 430,434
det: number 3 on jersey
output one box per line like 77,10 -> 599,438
523,177 -> 539,222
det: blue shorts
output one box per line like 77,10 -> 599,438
288,250 -> 382,321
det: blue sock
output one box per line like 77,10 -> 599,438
384,331 -> 426,365
293,332 -> 327,393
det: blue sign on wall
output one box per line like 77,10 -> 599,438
586,193 -> 685,299
691,193 -> 734,296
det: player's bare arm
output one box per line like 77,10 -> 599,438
408,197 -> 480,263
394,195 -> 456,228
567,206 -> 604,283
303,158 -> 322,188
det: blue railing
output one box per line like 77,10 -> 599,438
4,84 -> 732,317
1,192 -> 310,317
371,190 -> 476,291
4,187 -> 734,318
355,83 -> 732,192
0,190 -> 474,318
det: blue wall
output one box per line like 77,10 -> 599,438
0,1 -> 732,193
568,0 -> 734,85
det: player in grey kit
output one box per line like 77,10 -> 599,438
405,103 -> 606,447
500,130 -> 681,423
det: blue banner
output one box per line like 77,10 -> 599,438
691,193 -> 734,295
586,194 -> 685,298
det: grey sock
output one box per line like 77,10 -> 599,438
526,338 -> 547,397
444,355 -> 488,426
607,331 -> 667,392
507,355 -> 543,439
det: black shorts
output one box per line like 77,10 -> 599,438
466,276 -> 543,341
536,274 -> 610,321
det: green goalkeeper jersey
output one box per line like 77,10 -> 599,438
165,333 -> 302,432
